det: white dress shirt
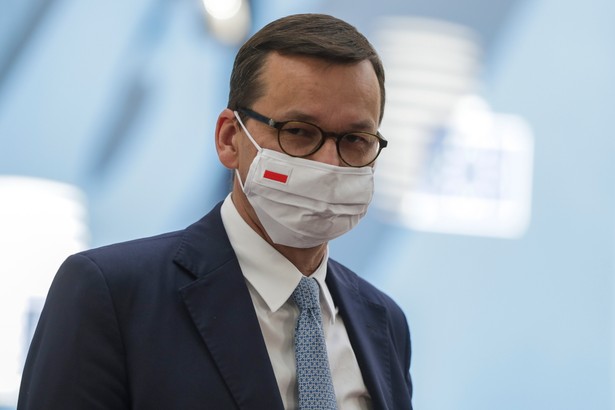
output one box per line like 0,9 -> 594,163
220,195 -> 371,409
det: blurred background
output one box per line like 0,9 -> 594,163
0,0 -> 613,409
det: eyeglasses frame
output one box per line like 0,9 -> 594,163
236,107 -> 387,167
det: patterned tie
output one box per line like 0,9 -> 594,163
292,276 -> 337,410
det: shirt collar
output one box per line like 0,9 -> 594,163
220,194 -> 336,322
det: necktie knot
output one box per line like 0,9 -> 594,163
292,277 -> 320,311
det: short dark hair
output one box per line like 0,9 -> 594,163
228,13 -> 386,123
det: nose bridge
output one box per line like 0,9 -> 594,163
322,131 -> 344,152
313,132 -> 342,166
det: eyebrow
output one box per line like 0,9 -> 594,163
281,110 -> 377,133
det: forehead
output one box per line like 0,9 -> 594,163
254,52 -> 381,129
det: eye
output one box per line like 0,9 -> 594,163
343,133 -> 374,146
280,121 -> 320,140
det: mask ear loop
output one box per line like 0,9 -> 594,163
233,110 -> 263,190
234,111 -> 263,152
234,168 -> 246,191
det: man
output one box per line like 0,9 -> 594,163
18,13 -> 413,410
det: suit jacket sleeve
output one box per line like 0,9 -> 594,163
18,253 -> 130,409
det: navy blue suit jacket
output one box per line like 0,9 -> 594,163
18,203 -> 413,409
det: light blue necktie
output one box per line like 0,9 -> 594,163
292,276 -> 337,410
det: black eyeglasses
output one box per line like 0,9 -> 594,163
236,107 -> 387,167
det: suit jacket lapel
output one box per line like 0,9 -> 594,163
174,204 -> 284,410
326,264 -> 394,410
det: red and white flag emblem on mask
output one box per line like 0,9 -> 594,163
263,170 -> 289,184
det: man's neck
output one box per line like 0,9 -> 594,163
271,242 -> 327,276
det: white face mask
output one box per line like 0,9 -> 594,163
234,111 -> 375,248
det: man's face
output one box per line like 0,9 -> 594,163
235,52 -> 382,179
221,52 -> 382,246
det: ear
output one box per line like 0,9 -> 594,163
215,108 -> 240,169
